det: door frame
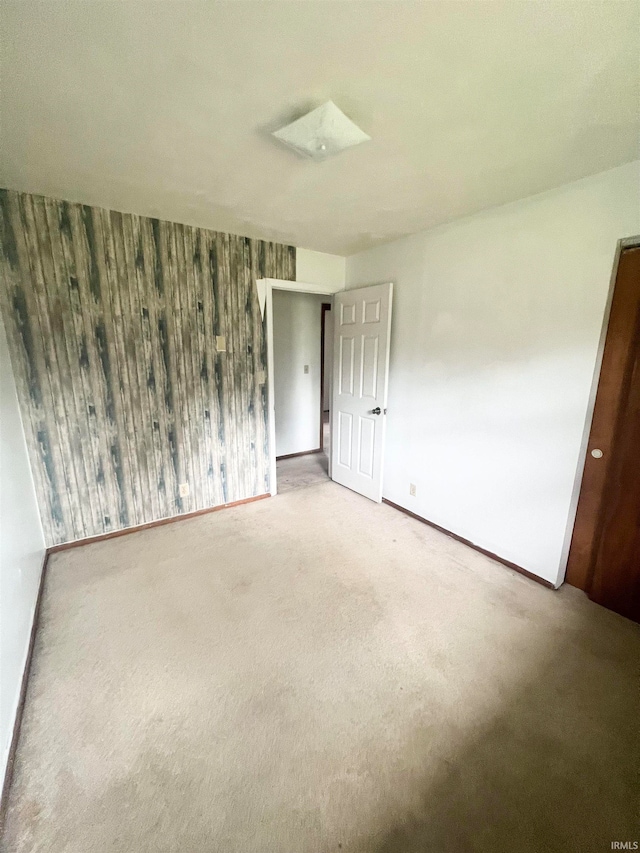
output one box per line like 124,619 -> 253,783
259,277 -> 344,496
564,235 -> 640,590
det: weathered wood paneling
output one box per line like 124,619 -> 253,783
0,190 -> 295,545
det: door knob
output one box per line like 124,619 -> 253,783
371,407 -> 381,415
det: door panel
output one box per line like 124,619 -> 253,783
338,412 -> 353,468
331,283 -> 393,502
363,298 -> 381,324
339,336 -> 355,396
341,302 -> 356,325
589,305 -> 640,620
358,417 -> 375,478
566,246 -> 640,622
361,336 -> 379,398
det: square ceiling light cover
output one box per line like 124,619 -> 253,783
272,101 -> 371,161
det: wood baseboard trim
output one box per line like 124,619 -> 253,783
47,493 -> 271,554
382,498 -> 555,589
276,449 -> 322,461
0,551 -> 49,831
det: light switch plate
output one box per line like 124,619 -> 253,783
304,364 -> 309,374
216,336 -> 226,352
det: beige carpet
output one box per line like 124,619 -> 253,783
2,477 -> 639,853
276,451 -> 329,493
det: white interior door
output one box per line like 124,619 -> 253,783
331,283 -> 393,502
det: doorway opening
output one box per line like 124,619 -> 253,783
271,289 -> 332,494
262,276 -> 393,503
320,302 -> 332,456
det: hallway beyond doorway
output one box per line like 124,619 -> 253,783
277,413 -> 330,494
276,451 -> 328,494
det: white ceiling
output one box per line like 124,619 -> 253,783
1,1 -> 638,255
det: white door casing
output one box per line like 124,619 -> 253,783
331,283 -> 393,502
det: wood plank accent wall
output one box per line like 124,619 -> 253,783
0,190 -> 295,545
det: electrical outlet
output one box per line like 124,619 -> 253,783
216,335 -> 226,352
304,364 -> 309,374
179,483 -> 190,498
409,483 -> 416,497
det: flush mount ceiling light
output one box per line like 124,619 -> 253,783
272,101 -> 371,161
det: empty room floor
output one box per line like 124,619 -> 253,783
276,452 -> 329,493
2,479 -> 638,853
276,415 -> 330,494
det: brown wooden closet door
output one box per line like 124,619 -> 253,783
567,246 -> 640,622
589,296 -> 640,621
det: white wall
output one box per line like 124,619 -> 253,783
347,162 -> 640,587
273,290 -> 324,457
297,248 -> 345,290
0,319 -> 46,786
